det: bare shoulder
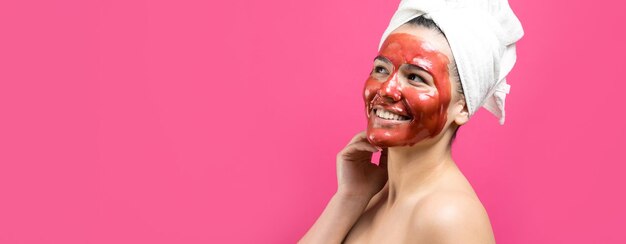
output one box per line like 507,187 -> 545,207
409,191 -> 495,244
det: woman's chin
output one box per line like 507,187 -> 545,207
366,130 -> 409,148
366,127 -> 431,148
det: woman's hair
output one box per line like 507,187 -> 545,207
405,16 -> 464,143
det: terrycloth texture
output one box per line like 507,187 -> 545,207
379,0 -> 523,124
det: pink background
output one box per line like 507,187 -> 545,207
1,0 -> 625,243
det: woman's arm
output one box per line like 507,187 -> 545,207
299,132 -> 388,243
298,192 -> 370,243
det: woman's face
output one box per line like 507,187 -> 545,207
364,25 -> 457,147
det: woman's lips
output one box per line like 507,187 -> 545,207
367,95 -> 413,126
373,107 -> 411,121
369,99 -> 413,118
369,106 -> 412,128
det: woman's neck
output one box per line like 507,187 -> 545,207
385,135 -> 456,205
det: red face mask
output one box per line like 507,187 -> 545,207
364,33 -> 453,147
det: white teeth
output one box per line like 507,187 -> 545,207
374,108 -> 409,121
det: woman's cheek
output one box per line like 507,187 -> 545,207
404,90 -> 440,115
404,90 -> 444,134
363,78 -> 381,101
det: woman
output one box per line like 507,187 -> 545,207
300,0 -> 523,243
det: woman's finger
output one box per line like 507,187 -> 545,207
378,148 -> 388,169
344,141 -> 379,154
347,131 -> 368,145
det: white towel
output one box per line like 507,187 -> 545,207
379,0 -> 524,125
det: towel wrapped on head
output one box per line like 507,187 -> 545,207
379,0 -> 524,125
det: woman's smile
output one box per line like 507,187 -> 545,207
373,108 -> 411,121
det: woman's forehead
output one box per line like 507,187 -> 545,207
387,24 -> 454,62
378,33 -> 452,76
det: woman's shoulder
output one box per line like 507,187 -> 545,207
412,190 -> 487,224
408,190 -> 495,243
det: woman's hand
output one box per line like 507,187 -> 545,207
299,131 -> 388,244
336,131 -> 388,201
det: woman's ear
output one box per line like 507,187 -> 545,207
452,98 -> 469,126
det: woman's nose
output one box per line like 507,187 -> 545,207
378,73 -> 402,101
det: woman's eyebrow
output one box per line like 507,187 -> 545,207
373,55 -> 392,64
405,63 -> 428,72
406,57 -> 434,72
403,63 -> 434,79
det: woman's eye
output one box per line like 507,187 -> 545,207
373,66 -> 389,75
407,73 -> 425,83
